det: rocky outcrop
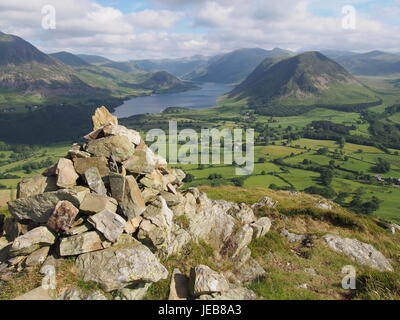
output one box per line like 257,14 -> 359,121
75,238 -> 168,292
2,106 -> 269,300
323,234 -> 393,272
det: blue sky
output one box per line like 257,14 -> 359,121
0,0 -> 399,59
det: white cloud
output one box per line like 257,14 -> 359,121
0,0 -> 399,60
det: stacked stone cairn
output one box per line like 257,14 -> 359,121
0,106 -> 272,300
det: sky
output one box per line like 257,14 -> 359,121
0,0 -> 399,60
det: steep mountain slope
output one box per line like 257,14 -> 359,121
50,52 -> 91,67
334,51 -> 400,75
229,51 -> 378,108
0,32 -> 95,99
186,48 -> 292,84
133,56 -> 209,78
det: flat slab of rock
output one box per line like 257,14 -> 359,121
47,200 -> 79,233
199,286 -> 257,300
190,265 -> 230,297
10,227 -> 55,256
17,175 -> 58,199
109,172 -> 125,202
80,193 -> 117,214
86,136 -> 135,163
59,231 -> 105,256
56,158 -> 79,188
75,239 -> 168,292
8,189 -> 84,223
323,234 -> 393,272
85,167 -> 107,195
73,157 -> 109,178
251,196 -> 278,209
25,246 -> 50,267
88,210 -> 126,242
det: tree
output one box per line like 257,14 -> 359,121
372,158 -> 391,173
317,147 -> 329,155
320,168 -> 333,186
231,176 -> 247,187
208,173 -> 222,180
258,157 -> 267,163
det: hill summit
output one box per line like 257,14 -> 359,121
229,51 -> 378,108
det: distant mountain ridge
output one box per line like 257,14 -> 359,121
185,48 -> 292,84
333,51 -> 400,75
229,51 -> 378,109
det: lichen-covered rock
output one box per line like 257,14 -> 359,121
25,246 -> 49,267
85,167 -> 107,196
75,238 -> 168,292
189,265 -> 230,297
59,231 -> 105,256
8,189 -> 84,223
10,226 -> 55,256
323,234 -> 393,272
17,175 -> 58,199
115,283 -> 151,300
251,217 -> 272,239
102,124 -> 141,146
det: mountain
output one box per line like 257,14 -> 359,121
133,56 -> 209,78
50,51 -> 91,67
0,32 -> 96,101
76,54 -> 113,65
334,51 -> 400,75
229,51 -> 378,108
185,48 -> 292,84
139,71 -> 195,93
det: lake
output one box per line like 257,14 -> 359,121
113,83 -> 233,118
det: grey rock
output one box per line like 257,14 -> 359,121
86,136 -> 135,163
323,234 -> 393,272
115,283 -> 151,300
123,149 -> 156,174
190,265 -> 230,297
103,124 -> 141,146
14,286 -> 54,300
25,246 -> 50,267
17,175 -> 58,199
10,227 -> 55,256
85,167 -> 107,195
59,231 -> 105,256
199,286 -> 257,300
75,238 -> 168,292
8,189 -> 84,223
109,172 -> 125,202
88,209 -> 126,242
251,217 -> 272,239
251,196 -> 278,209
120,176 -> 146,219
280,229 -> 307,243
